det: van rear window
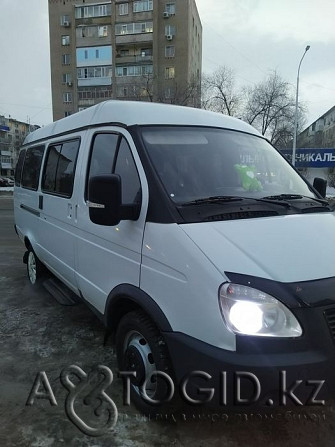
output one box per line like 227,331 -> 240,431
21,146 -> 45,190
15,149 -> 26,186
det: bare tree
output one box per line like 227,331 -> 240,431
202,67 -> 240,116
159,78 -> 201,108
127,73 -> 156,102
242,71 -> 305,145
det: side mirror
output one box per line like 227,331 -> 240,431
88,174 -> 122,226
313,177 -> 327,198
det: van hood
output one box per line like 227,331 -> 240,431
180,212 -> 335,283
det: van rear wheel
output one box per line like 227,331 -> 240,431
27,248 -> 46,286
115,310 -> 175,414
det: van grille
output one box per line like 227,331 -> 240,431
324,308 -> 335,340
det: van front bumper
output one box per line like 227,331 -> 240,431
163,307 -> 335,408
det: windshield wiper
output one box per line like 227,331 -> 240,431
182,196 -> 244,206
182,195 -> 291,208
263,194 -> 330,206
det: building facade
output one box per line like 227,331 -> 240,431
298,105 -> 335,149
48,0 -> 202,121
0,116 -> 39,176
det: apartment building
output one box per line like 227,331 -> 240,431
0,116 -> 39,176
298,105 -> 335,149
48,0 -> 202,121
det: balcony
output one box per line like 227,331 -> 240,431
116,33 -> 153,45
115,54 -> 153,64
78,77 -> 112,87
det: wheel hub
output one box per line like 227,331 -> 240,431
124,345 -> 146,386
123,331 -> 157,398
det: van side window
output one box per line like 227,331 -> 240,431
42,139 -> 80,198
87,134 -> 141,204
115,138 -> 141,204
15,149 -> 26,186
21,146 -> 45,190
88,133 -> 119,178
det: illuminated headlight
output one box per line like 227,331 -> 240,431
219,283 -> 302,337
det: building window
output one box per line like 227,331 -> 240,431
116,65 -> 153,77
165,87 -> 175,99
61,35 -> 70,46
117,86 -> 129,97
62,54 -> 71,65
76,25 -> 109,39
165,67 -> 175,79
165,25 -> 176,36
98,26 -> 108,37
118,3 -> 129,15
75,4 -> 111,19
78,87 -> 112,100
165,3 -> 176,14
63,92 -> 72,103
77,66 -> 113,79
60,15 -> 70,26
115,21 -> 153,35
62,73 -> 72,84
77,46 -> 112,66
64,112 -> 72,117
165,45 -> 175,58
133,0 -> 153,12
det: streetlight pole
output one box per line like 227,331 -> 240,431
292,45 -> 310,166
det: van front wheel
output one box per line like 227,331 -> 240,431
27,249 -> 46,286
115,310 -> 174,414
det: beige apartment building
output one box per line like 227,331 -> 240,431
48,0 -> 202,121
0,116 -> 39,176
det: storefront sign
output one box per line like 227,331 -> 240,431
281,149 -> 335,167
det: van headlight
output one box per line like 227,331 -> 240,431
219,283 -> 302,337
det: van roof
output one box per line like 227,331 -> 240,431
24,100 -> 261,145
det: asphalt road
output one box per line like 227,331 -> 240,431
0,193 -> 334,447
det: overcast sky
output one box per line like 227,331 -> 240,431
0,0 -> 334,128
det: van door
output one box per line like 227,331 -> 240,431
38,137 -> 81,291
74,128 -> 148,314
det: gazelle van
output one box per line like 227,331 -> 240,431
14,101 -> 335,410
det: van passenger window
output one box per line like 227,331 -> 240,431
21,146 -> 45,190
55,140 -> 80,196
42,139 -> 80,198
15,149 -> 26,186
43,145 -> 62,193
115,138 -> 141,204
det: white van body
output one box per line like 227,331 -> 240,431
14,101 -> 335,408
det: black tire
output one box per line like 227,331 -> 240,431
26,248 -> 46,286
115,310 -> 175,415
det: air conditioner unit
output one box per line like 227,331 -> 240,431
166,34 -> 173,41
163,12 -> 170,18
63,21 -> 70,27
67,82 -> 73,87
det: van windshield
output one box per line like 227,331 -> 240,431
141,126 -> 316,204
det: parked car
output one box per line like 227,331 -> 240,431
13,100 -> 334,412
3,177 -> 14,186
0,177 -> 10,187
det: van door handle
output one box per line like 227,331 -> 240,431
67,203 -> 73,219
39,195 -> 43,210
